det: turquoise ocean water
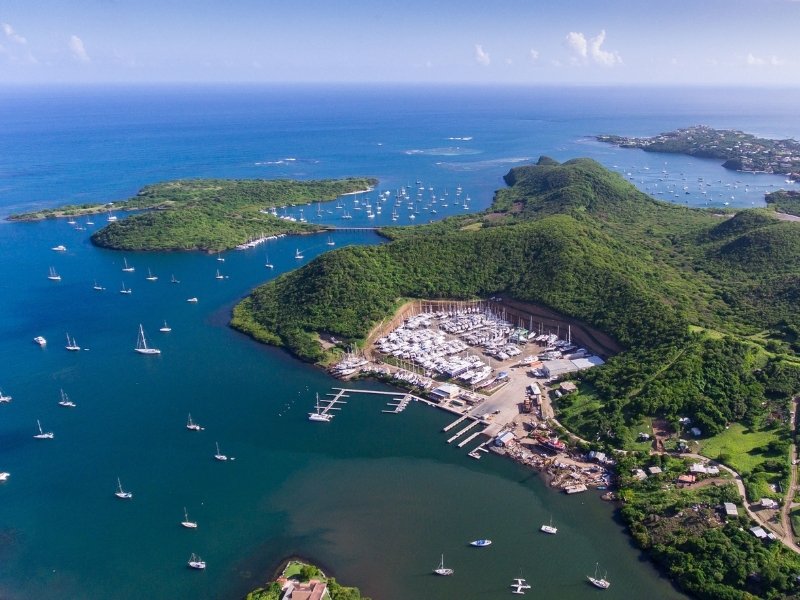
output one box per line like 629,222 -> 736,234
0,85 -> 798,599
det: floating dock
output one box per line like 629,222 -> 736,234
382,394 -> 412,414
447,419 -> 479,444
457,429 -> 485,448
443,415 -> 468,432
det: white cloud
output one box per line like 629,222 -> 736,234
474,44 -> 490,66
530,49 -> 540,63
565,32 -> 587,60
565,30 -> 621,67
69,35 -> 90,62
589,30 -> 622,66
2,23 -> 26,44
746,52 -> 784,66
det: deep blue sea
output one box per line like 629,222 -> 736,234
0,85 -> 798,600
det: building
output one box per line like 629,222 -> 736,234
647,466 -> 663,475
750,526 -> 768,540
494,431 -> 515,447
282,579 -> 329,600
429,383 -> 460,402
631,468 -> 647,481
723,502 -> 739,517
560,381 -> 578,394
541,359 -> 578,378
570,356 -> 605,370
760,498 -> 779,510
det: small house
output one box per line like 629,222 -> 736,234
647,466 -> 663,475
723,502 -> 738,517
494,431 -> 515,447
760,498 -> 779,510
750,526 -> 768,539
631,469 -> 647,481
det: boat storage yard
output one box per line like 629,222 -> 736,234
327,300 -> 614,494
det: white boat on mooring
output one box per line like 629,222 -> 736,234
0,389 -> 12,403
115,477 -> 132,499
181,507 -> 198,529
540,517 -> 558,535
433,554 -> 453,576
58,389 -> 76,408
187,553 -> 206,570
587,563 -> 610,589
47,267 -> 61,281
122,258 -> 134,272
33,336 -> 47,347
470,539 -> 492,547
65,333 -> 80,351
134,324 -> 161,355
159,320 -> 172,333
186,413 -> 204,431
511,576 -> 531,595
214,441 -> 228,461
33,419 -> 54,439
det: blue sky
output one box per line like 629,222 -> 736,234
1,0 -> 799,85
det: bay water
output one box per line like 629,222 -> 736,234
1,85 -> 798,599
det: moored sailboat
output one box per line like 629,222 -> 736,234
181,507 -> 198,529
214,441 -> 228,461
33,419 -> 54,439
587,563 -> 610,589
187,553 -> 206,569
58,389 -> 76,408
433,554 -> 453,576
47,267 -> 61,281
134,324 -> 161,355
186,413 -> 204,431
65,334 -> 80,351
115,477 -> 132,499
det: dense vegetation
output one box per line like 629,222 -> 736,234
246,561 -> 369,600
766,190 -> 800,218
20,177 -> 375,252
618,453 -> 800,600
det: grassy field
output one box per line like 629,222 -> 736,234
699,423 -> 781,474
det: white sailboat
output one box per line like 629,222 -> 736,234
0,389 -> 12,403
326,236 -> 335,246
47,267 -> 61,281
187,553 -> 206,570
216,252 -> 225,262
433,554 -> 453,576
215,269 -> 224,279
134,324 -> 161,355
187,297 -> 198,303
294,249 -> 304,260
51,244 -> 67,252
146,268 -> 158,281
214,441 -> 228,461
33,336 -> 47,346
264,254 -> 274,269
186,413 -> 204,431
159,320 -> 172,333
181,507 -> 198,529
115,477 -> 132,499
587,563 -> 610,589
58,389 -> 76,408
120,282 -> 132,294
65,333 -> 80,351
122,258 -> 135,272
171,274 -> 180,284
33,419 -> 54,439
93,280 -> 105,291
540,517 -> 557,535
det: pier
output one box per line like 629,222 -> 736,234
442,415 -> 468,432
382,394 -> 412,414
457,429 -> 485,448
447,419 -> 480,444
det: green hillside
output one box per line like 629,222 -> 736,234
87,177 -> 375,252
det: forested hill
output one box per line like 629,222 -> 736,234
89,178 -> 375,252
233,157 -> 800,436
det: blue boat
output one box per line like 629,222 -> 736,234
469,539 -> 492,547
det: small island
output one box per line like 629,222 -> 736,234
766,190 -> 800,217
597,125 -> 800,179
246,559 -> 369,600
9,177 -> 376,252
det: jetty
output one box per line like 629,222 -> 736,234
382,394 -> 412,414
447,419 -> 480,444
443,415 -> 468,432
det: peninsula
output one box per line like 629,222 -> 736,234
9,177 -> 376,252
233,157 -> 800,599
247,559 -> 369,600
597,125 -> 800,179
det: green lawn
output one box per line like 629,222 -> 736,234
699,423 -> 781,474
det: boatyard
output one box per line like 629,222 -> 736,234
326,299 -> 614,494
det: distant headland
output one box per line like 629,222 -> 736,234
7,177 -> 376,252
597,125 -> 800,180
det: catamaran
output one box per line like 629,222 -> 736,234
159,321 -> 172,332
511,576 -> 531,595
308,394 -> 332,422
33,420 -> 54,439
540,517 -> 557,535
187,553 -> 206,570
214,441 -> 228,461
433,554 -> 453,576
121,258 -> 134,272
186,413 -> 204,431
181,507 -> 198,529
47,267 -> 61,281
33,336 -> 47,346
58,389 -> 76,408
587,563 -> 610,589
115,477 -> 132,499
65,334 -> 80,351
146,268 -> 158,281
134,324 -> 161,355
